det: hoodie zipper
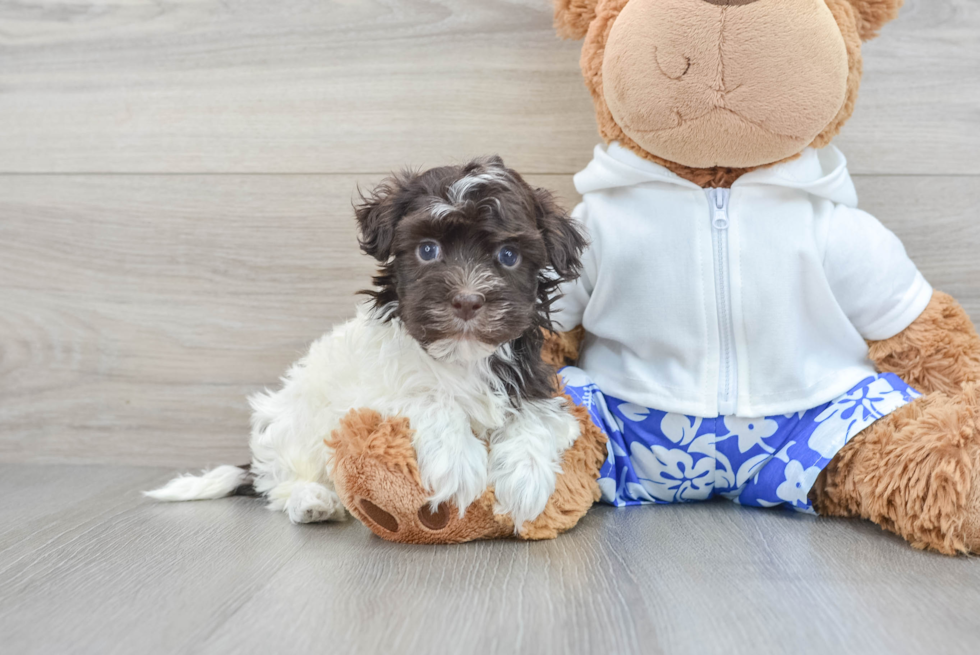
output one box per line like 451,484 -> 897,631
708,188 -> 738,416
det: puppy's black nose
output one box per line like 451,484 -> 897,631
452,294 -> 484,321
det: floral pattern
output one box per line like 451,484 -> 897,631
560,369 -> 920,513
630,442 -> 715,502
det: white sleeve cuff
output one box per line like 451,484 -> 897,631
860,272 -> 933,341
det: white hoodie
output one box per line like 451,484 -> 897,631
553,143 -> 932,418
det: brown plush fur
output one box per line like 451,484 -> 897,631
808,291 -> 980,554
564,0 -> 867,187
810,384 -> 980,555
850,0 -> 905,40
868,292 -> 980,396
964,466 -> 980,549
328,396 -> 607,544
554,0 -> 598,40
541,326 -> 586,368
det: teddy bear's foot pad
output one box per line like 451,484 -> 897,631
418,503 -> 451,530
358,498 -> 400,533
355,498 -> 452,535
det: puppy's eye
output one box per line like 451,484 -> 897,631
496,246 -> 520,268
417,240 -> 441,262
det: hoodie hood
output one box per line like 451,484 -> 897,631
574,143 -> 858,208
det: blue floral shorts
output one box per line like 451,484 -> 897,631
559,367 -> 921,513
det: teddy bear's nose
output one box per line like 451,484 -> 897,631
702,0 -> 762,6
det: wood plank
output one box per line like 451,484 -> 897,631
2,463 -> 979,655
2,173 -> 978,466
0,0 -> 976,175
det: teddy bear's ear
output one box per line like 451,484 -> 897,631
554,0 -> 599,40
846,0 -> 904,41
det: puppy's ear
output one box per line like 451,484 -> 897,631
534,188 -> 587,283
355,172 -> 417,261
554,0 -> 599,40
846,0 -> 903,40
477,154 -> 505,169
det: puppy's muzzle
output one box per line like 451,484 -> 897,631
451,293 -> 485,322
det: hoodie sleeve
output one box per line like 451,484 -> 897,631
823,205 -> 933,341
551,202 -> 595,332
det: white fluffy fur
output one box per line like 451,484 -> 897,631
489,396 -> 581,528
144,465 -> 250,501
148,307 -> 581,528
428,170 -> 510,219
447,170 -> 507,205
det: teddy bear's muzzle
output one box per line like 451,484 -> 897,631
702,0 -> 762,5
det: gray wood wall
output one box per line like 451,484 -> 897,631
2,0 -> 978,468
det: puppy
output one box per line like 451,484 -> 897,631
147,156 -> 588,529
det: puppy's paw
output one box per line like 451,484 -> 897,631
489,396 -> 579,530
492,456 -> 559,531
284,481 -> 347,524
416,435 -> 488,517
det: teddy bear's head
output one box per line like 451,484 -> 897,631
555,0 -> 902,185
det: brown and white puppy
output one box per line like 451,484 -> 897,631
147,157 -> 589,530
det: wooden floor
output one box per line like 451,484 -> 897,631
2,0 -> 980,652
3,463 -> 980,655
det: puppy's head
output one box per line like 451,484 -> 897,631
355,156 -> 586,367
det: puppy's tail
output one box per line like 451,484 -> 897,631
144,464 -> 257,501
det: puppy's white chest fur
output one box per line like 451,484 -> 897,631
247,309 -> 581,528
282,309 -> 512,434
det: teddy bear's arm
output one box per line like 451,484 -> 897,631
542,326 -> 586,369
868,291 -> 980,396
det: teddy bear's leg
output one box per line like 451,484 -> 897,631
810,383 -> 980,554
328,401 -> 606,544
327,408 -> 513,544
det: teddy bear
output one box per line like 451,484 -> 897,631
540,0 -> 980,555
332,0 -> 980,553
